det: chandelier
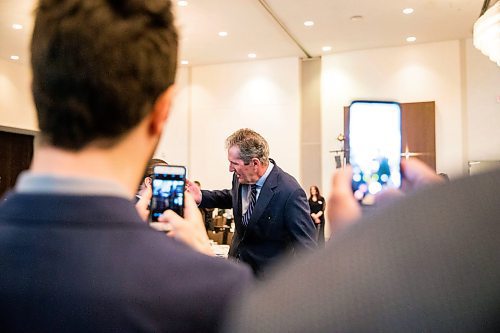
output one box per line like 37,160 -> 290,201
473,1 -> 500,66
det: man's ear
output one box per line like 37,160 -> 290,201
149,85 -> 176,136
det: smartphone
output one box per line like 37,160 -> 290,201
150,165 -> 186,222
348,101 -> 402,204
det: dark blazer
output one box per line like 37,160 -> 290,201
0,193 -> 252,332
223,169 -> 500,332
200,160 -> 317,275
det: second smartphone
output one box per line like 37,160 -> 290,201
348,100 -> 402,204
150,165 -> 186,222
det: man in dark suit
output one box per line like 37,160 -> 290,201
223,159 -> 500,332
187,128 -> 317,276
0,1 -> 252,331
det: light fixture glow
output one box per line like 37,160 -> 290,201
473,1 -> 500,66
10,55 -> 20,61
403,8 -> 414,15
248,53 -> 257,59
177,1 -> 188,6
12,23 -> 23,30
322,46 -> 332,52
303,20 -> 314,27
406,36 -> 417,42
218,31 -> 228,37
181,60 -> 189,65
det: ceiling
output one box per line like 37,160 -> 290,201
0,0 -> 485,67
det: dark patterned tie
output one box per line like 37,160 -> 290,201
242,184 -> 257,226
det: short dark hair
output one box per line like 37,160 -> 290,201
31,0 -> 178,150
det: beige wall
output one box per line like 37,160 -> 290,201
0,59 -> 36,132
154,67 -> 190,166
188,57 -> 301,189
300,58 -> 322,192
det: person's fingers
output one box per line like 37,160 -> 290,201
332,167 -> 354,196
184,180 -> 202,204
182,192 -> 203,222
185,178 -> 194,188
401,158 -> 443,191
157,193 -> 213,256
158,208 -> 182,224
327,167 -> 362,234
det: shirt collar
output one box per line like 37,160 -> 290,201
15,171 -> 131,199
255,160 -> 274,188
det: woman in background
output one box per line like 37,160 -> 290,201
309,185 -> 326,246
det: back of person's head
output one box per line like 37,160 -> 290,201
225,128 -> 269,165
31,0 -> 178,150
143,158 -> 168,179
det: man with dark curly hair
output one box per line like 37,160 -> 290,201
0,1 -> 251,331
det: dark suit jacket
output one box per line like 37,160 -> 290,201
0,193 -> 252,332
200,160 -> 317,275
223,169 -> 500,332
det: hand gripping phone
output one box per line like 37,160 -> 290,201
150,165 -> 186,222
348,101 -> 402,204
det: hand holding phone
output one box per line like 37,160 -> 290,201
150,165 -> 186,222
348,101 -> 402,205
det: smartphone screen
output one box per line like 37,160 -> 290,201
348,101 -> 401,204
150,165 -> 186,221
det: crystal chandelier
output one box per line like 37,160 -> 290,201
473,1 -> 500,66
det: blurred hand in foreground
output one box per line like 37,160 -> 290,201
326,167 -> 362,235
158,192 -> 214,256
327,158 -> 444,235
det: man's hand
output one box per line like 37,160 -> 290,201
400,158 -> 444,191
185,179 -> 202,205
327,158 -> 444,236
327,167 -> 362,235
158,192 -> 214,256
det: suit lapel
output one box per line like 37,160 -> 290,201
247,164 -> 279,226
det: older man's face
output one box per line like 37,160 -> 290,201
227,146 -> 259,184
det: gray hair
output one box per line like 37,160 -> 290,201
225,128 -> 269,165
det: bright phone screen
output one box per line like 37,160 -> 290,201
348,101 -> 401,204
150,166 -> 186,221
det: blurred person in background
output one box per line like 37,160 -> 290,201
308,185 -> 326,246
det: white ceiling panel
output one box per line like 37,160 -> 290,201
0,0 -> 488,67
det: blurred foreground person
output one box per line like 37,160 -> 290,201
223,159 -> 500,332
0,1 -> 251,332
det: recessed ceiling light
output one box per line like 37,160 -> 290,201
248,53 -> 257,59
12,23 -> 23,30
218,31 -> 228,37
350,15 -> 363,21
406,36 -> 417,42
181,60 -> 189,65
322,46 -> 332,52
178,1 -> 188,6
10,55 -> 20,61
403,8 -> 414,15
303,20 -> 314,27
